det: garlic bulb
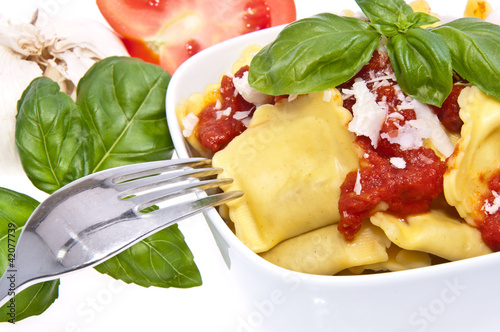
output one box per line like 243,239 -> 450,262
0,10 -> 128,199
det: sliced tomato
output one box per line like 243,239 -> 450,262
97,0 -> 296,74
119,37 -> 160,65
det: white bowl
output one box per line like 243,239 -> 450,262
166,26 -> 500,331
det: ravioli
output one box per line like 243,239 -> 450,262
444,86 -> 500,226
347,244 -> 432,274
369,203 -> 492,261
260,222 -> 390,275
212,90 -> 359,252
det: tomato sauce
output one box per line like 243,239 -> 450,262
430,84 -> 466,133
338,137 -> 446,240
196,65 -> 256,154
337,51 -> 447,240
477,171 -> 500,251
195,50 -> 463,245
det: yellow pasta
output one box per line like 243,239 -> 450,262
369,206 -> 492,261
175,82 -> 220,157
260,222 -> 390,275
444,87 -> 500,226
175,2 -> 500,276
464,0 -> 493,19
348,245 -> 432,274
213,90 -> 359,252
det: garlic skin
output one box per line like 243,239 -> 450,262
0,10 -> 129,199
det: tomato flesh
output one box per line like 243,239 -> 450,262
97,0 -> 297,74
120,37 -> 160,65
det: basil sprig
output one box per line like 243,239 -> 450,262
249,13 -> 380,94
387,27 -> 452,106
248,0 -> 500,107
356,0 -> 439,35
431,17 -> 500,101
10,56 -> 201,321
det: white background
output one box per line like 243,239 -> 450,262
0,0 -> 499,331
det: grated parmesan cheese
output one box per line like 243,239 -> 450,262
380,122 -> 429,150
233,71 -> 273,106
323,90 -> 332,102
411,100 -> 454,157
354,170 -> 362,195
390,157 -> 406,169
233,110 -> 252,120
483,191 -> 500,214
216,107 -> 232,120
366,72 -> 397,90
345,80 -> 387,148
387,112 -> 404,121
242,117 -> 252,127
381,92 -> 454,157
182,112 -> 199,137
215,99 -> 222,110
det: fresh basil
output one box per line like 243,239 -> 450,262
16,77 -> 94,194
407,11 -> 440,29
356,0 -> 414,35
249,0 -> 500,108
94,224 -> 202,288
248,13 -> 380,95
431,17 -> 500,101
15,57 -> 201,292
0,188 -> 59,323
387,27 -> 452,106
76,56 -> 174,172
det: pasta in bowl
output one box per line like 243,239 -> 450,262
166,2 -> 500,330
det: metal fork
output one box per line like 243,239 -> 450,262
0,158 -> 242,306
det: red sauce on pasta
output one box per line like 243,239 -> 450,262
196,65 -> 256,153
477,171 -> 500,251
338,137 -> 446,240
337,52 -> 447,240
430,84 -> 466,133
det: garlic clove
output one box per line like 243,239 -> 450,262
39,16 -> 129,59
0,44 -> 45,198
0,10 -> 129,199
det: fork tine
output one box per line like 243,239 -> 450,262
126,177 -> 235,212
147,190 -> 244,220
108,158 -> 211,184
184,190 -> 244,210
55,189 -> 244,269
116,167 -> 224,198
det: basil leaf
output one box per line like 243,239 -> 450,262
76,56 -> 174,172
248,13 -> 380,95
0,188 -> 59,322
15,57 -> 200,290
16,77 -> 94,194
357,0 -> 438,35
387,27 -> 452,106
407,12 -> 440,28
431,17 -> 500,100
356,0 -> 413,27
94,224 -> 202,288
75,57 -> 200,288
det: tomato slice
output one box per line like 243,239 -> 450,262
97,0 -> 296,74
